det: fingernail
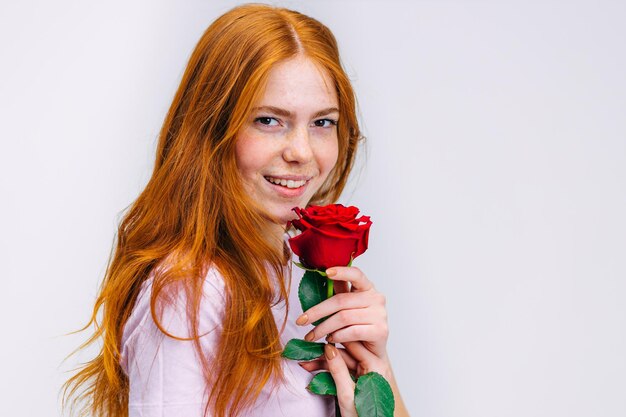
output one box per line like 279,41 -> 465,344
324,343 -> 337,360
326,268 -> 337,277
326,334 -> 334,343
296,314 -> 308,326
304,332 -> 315,342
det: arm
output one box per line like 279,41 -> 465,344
383,356 -> 411,417
121,271 -> 225,416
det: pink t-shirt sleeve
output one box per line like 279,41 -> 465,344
120,268 -> 225,417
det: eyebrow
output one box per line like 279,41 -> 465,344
252,106 -> 340,119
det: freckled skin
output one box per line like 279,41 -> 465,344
235,56 -> 339,235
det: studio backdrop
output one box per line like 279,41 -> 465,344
0,1 -> 625,416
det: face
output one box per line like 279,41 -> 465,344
235,55 -> 339,232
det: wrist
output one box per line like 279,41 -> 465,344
367,353 -> 393,382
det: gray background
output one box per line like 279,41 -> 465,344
1,0 -> 625,416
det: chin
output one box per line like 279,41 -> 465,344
277,209 -> 299,225
280,202 -> 308,221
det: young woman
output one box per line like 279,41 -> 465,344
64,4 -> 409,417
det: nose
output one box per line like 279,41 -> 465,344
283,126 -> 313,163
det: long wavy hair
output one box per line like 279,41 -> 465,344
63,4 -> 361,417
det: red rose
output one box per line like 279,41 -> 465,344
288,204 -> 372,270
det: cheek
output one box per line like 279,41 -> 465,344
321,137 -> 340,175
234,132 -> 261,178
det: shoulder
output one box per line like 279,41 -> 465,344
121,264 -> 227,349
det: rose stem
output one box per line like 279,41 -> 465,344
326,276 -> 334,300
326,276 -> 335,347
326,275 -> 339,415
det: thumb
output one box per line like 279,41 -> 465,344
325,344 -> 357,417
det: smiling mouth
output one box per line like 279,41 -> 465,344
264,176 -> 309,189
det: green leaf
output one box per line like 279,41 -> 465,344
281,338 -> 325,361
298,270 -> 329,325
307,372 -> 337,396
354,372 -> 395,417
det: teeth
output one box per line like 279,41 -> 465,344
265,177 -> 307,189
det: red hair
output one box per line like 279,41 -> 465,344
63,4 -> 361,417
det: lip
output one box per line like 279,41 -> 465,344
264,175 -> 311,198
264,174 -> 312,181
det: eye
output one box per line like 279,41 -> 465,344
313,118 -> 338,128
255,117 -> 280,127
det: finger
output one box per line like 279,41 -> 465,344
338,347 -> 359,369
326,266 -> 373,292
300,290 -> 385,328
342,341 -> 379,363
324,344 -> 357,416
326,324 -> 388,345
297,348 -> 359,372
306,306 -> 384,341
298,359 -> 324,372
342,341 -> 392,379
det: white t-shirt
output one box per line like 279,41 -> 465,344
120,254 -> 335,417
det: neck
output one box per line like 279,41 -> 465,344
272,222 -> 295,266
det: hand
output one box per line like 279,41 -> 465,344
324,344 -> 357,417
297,266 -> 389,359
321,342 -> 394,417
300,341 -> 392,381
